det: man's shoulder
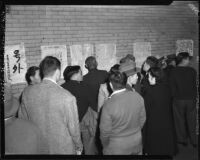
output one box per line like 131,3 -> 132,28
22,84 -> 41,96
187,66 -> 197,73
39,82 -> 75,100
116,90 -> 143,102
57,85 -> 75,98
173,66 -> 196,74
102,98 -> 113,111
98,69 -> 108,73
97,69 -> 108,76
128,89 -> 142,98
23,84 -> 35,93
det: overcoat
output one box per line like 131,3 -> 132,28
143,83 -> 177,155
18,79 -> 83,154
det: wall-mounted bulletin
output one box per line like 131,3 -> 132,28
95,43 -> 117,71
41,45 -> 68,79
70,44 -> 94,75
176,39 -> 193,56
133,42 -> 151,68
4,43 -> 27,84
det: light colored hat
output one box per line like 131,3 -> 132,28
119,61 -> 140,77
120,54 -> 135,64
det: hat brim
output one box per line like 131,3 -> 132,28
125,67 -> 141,77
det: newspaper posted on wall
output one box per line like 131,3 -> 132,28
4,43 -> 27,84
70,44 -> 94,75
176,39 -> 193,56
41,45 -> 68,79
95,43 -> 117,71
133,42 -> 151,68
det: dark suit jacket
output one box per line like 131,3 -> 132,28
61,80 -> 96,122
83,69 -> 108,112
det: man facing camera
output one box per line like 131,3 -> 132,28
18,56 -> 83,154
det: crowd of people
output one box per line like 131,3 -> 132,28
4,52 -> 198,155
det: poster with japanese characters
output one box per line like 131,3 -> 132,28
70,44 -> 93,75
41,45 -> 68,79
133,42 -> 151,68
95,43 -> 117,71
4,43 -> 27,84
176,40 -> 193,56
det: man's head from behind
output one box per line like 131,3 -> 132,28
25,66 -> 41,85
109,70 -> 127,91
176,52 -> 191,66
39,56 -> 61,81
85,56 -> 97,71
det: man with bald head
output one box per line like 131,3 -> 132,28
84,56 -> 108,112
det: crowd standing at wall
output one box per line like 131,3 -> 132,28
4,52 -> 198,156
3,1 -> 198,157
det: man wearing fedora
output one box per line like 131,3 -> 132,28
4,82 -> 46,154
119,59 -> 141,94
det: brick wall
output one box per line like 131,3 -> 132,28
5,1 -> 199,97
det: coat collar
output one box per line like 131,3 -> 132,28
109,88 -> 126,98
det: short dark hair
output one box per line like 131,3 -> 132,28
39,56 -> 61,79
148,67 -> 165,84
145,56 -> 158,68
109,70 -> 127,90
25,66 -> 40,85
109,64 -> 120,73
85,56 -> 97,70
176,52 -> 191,65
63,65 -> 81,82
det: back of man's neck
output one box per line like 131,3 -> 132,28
43,77 -> 57,83
89,68 -> 97,72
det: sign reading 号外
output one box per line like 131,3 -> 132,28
4,43 -> 27,84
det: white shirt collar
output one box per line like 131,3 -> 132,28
43,77 -> 57,84
109,88 -> 126,98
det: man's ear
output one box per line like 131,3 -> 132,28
30,76 -> 34,83
85,64 -> 88,69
